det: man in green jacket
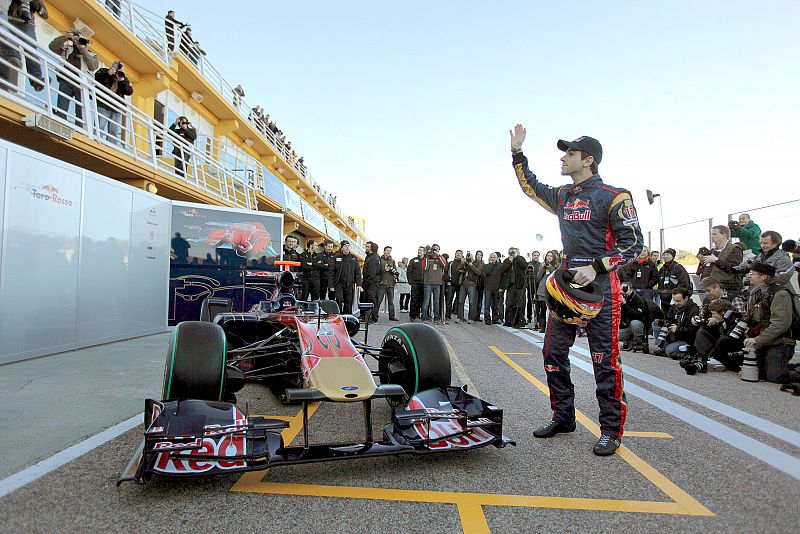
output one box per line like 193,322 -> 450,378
729,213 -> 761,254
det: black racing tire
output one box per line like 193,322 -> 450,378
380,323 -> 451,397
162,321 -> 227,402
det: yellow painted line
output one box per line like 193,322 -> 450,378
489,345 -> 714,517
441,334 -> 480,397
625,432 -> 673,439
458,503 -> 490,534
229,481 -> 696,515
230,402 -> 321,491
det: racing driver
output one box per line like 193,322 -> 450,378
509,124 -> 643,456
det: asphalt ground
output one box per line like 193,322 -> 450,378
1,308 -> 798,533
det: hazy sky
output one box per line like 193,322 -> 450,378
137,0 -> 799,259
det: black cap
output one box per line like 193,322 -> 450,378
751,262 -> 776,277
557,136 -> 602,164
340,240 -> 350,247
663,248 -> 676,258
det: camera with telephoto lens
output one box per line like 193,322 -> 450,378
728,319 -> 750,340
697,246 -> 711,257
655,319 -> 671,348
678,345 -> 705,375
691,309 -> 707,327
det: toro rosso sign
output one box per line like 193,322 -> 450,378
406,397 -> 495,449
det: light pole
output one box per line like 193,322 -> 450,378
646,190 -> 664,252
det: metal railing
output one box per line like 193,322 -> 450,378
0,18 -> 254,209
92,0 -> 355,230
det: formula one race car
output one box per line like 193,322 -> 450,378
118,263 -> 513,484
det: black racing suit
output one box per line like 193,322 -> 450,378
513,152 -> 643,440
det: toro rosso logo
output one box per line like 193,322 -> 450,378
563,199 -> 591,221
407,397 -> 494,449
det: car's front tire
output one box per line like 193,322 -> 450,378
380,323 -> 451,398
162,321 -> 227,402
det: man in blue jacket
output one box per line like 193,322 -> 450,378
510,124 -> 643,456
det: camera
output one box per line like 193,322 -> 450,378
18,1 -> 33,23
621,282 -> 631,293
656,320 -> 671,348
729,320 -> 749,340
728,220 -> 740,229
732,262 -> 750,274
691,310 -> 707,326
697,246 -> 711,256
678,345 -> 705,375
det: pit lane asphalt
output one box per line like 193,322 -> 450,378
1,310 -> 798,533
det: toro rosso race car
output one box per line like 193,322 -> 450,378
119,262 -> 513,485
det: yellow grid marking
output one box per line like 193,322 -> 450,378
229,347 -> 713,534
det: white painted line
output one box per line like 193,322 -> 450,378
0,413 -> 143,499
505,328 -> 800,481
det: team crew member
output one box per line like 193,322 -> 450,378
510,124 -> 643,456
332,240 -> 362,314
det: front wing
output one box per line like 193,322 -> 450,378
118,387 -> 514,485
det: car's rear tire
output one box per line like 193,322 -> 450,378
380,323 -> 451,398
162,321 -> 227,402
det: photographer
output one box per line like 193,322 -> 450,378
455,250 -> 482,323
501,247 -> 528,328
474,250 -> 485,320
94,60 -> 133,144
482,252 -> 503,325
422,245 -> 447,323
656,248 -> 690,317
693,300 -> 745,372
396,257 -> 411,312
728,213 -> 761,256
377,246 -> 399,322
698,225 -> 743,291
620,246 -> 658,302
164,10 -> 187,53
742,262 -> 797,382
49,29 -> 99,126
739,231 -> 795,289
619,282 -> 649,352
1,0 -> 48,92
526,251 -> 543,327
652,288 -> 700,358
169,116 -> 197,178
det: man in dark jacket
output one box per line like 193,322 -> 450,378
332,240 -> 361,314
698,225 -> 743,291
620,248 -> 658,302
652,288 -> 700,358
94,60 -> 133,144
378,246 -> 399,321
164,10 -> 187,52
501,247 -> 528,327
1,0 -> 48,91
483,252 -> 503,325
656,248 -> 691,317
445,250 -> 464,320
299,240 -> 324,301
361,242 -> 381,323
619,283 -> 649,352
319,241 -> 334,300
406,246 -> 425,321
456,251 -> 482,323
526,251 -> 543,326
169,116 -> 197,178
281,235 -> 301,268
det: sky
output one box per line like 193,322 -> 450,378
136,0 -> 799,260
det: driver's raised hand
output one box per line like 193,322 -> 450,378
509,123 -> 527,151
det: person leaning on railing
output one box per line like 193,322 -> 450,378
48,29 -> 98,127
94,60 -> 133,144
169,116 -> 197,178
0,0 -> 48,92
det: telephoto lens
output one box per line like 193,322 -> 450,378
740,348 -> 759,382
656,328 -> 669,348
729,320 -> 749,340
685,359 -> 706,375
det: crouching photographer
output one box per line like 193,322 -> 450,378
690,300 -> 747,373
619,282 -> 649,353
652,288 -> 700,358
741,262 -> 798,383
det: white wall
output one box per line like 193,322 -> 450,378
0,140 -> 171,364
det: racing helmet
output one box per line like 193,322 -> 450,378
545,268 -> 604,325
